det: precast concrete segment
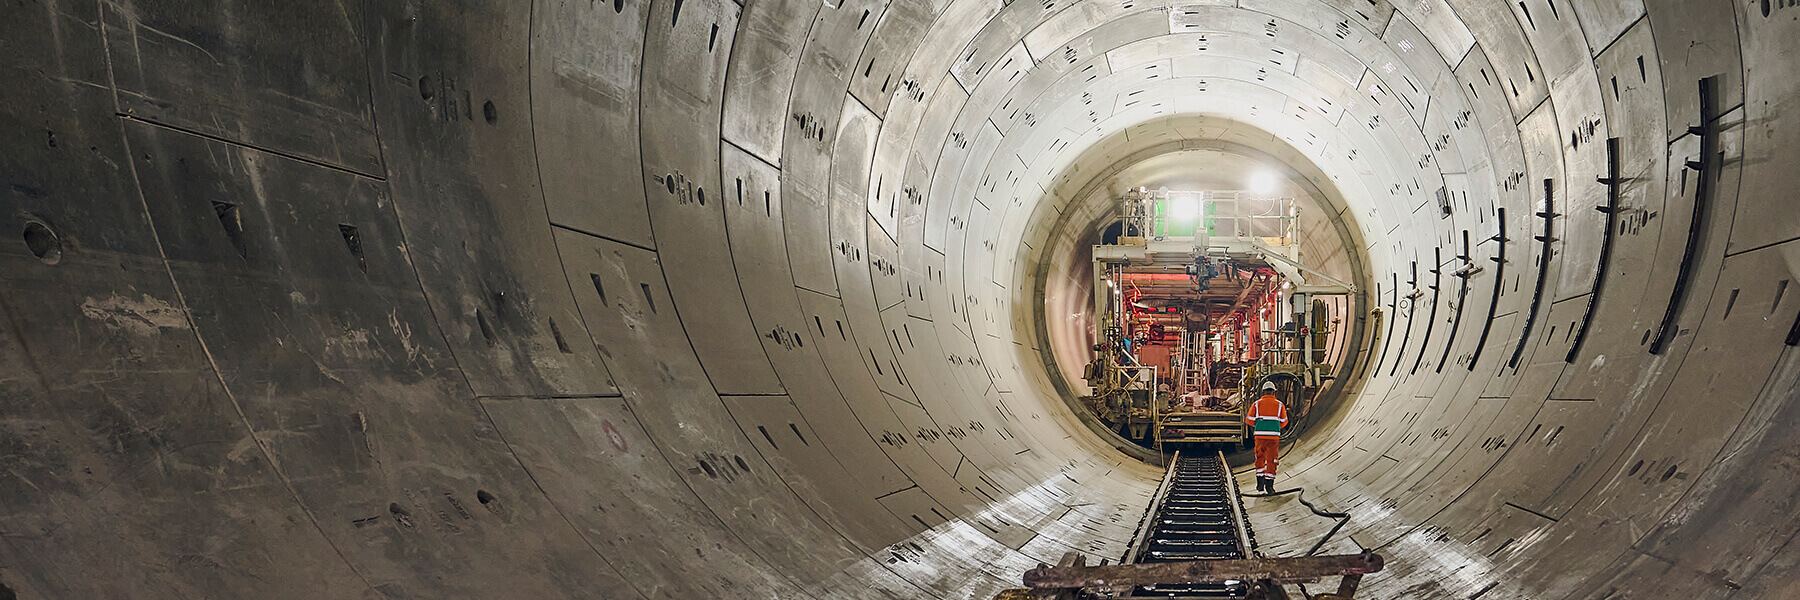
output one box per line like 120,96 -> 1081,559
3,0 -> 1799,599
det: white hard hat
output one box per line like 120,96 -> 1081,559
1261,381 -> 1277,391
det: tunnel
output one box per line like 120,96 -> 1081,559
2,0 -> 1797,598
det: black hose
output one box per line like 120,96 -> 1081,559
1242,486 -> 1352,556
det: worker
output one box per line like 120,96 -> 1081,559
1245,381 -> 1288,492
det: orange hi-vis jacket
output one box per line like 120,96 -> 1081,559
1245,394 -> 1287,437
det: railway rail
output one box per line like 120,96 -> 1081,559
993,451 -> 1381,600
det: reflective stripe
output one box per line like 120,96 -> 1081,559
1247,396 -> 1287,434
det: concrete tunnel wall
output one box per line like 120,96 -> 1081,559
2,0 -> 1799,599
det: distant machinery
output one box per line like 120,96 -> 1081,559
1080,188 -> 1353,452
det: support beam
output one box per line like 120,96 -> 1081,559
1020,553 -> 1385,589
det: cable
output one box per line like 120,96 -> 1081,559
1241,486 -> 1352,557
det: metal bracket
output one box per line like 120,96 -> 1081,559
1244,238 -> 1357,293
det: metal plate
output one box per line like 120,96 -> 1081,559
1719,0 -> 1800,254
101,0 -> 382,175
719,394 -> 919,550
721,0 -> 820,163
1643,0 -> 1742,141
1548,64 -> 1610,302
532,0 -> 653,247
362,0 -> 618,397
640,0 -> 786,395
1446,0 -> 1551,118
1509,0 -> 1591,83
127,121 -> 638,599
1551,18 -> 1668,389
849,0 -> 950,119
0,13 -> 378,592
1391,0 -> 1476,64
482,396 -> 809,599
1565,0 -> 1645,53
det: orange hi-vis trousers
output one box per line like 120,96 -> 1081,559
1253,436 -> 1280,478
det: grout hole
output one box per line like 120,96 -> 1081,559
476,309 -> 498,346
22,221 -> 62,264
339,224 -> 367,273
482,100 -> 497,125
640,283 -> 657,313
212,201 -> 248,258
418,75 -> 433,100
589,273 -> 609,305
734,455 -> 749,471
758,425 -> 779,450
549,317 -> 573,353
789,422 -> 808,445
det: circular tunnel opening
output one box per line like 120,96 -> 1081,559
1026,120 -> 1371,460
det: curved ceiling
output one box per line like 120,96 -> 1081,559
2,0 -> 1797,599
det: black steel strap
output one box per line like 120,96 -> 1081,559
1509,180 -> 1557,370
1389,261 -> 1419,377
1469,208 -> 1507,370
1410,247 -> 1443,375
1438,230 -> 1473,372
1650,76 -> 1720,355
1566,137 -> 1622,363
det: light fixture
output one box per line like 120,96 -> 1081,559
1171,195 -> 1200,219
1250,171 -> 1278,194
